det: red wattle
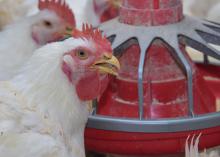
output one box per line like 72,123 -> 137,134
76,72 -> 109,101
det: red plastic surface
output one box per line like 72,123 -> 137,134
85,46 -> 220,155
95,0 -> 183,26
96,41 -> 217,119
85,126 -> 220,155
100,5 -> 119,23
85,0 -> 220,155
85,64 -> 220,155
119,0 -> 183,26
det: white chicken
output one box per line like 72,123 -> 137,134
183,0 -> 219,18
65,0 -> 88,29
0,0 -> 75,81
207,3 -> 220,23
183,0 -> 220,23
83,0 -> 121,27
0,25 -> 120,157
0,0 -> 39,29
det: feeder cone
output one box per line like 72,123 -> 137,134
85,0 -> 220,155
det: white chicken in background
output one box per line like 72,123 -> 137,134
0,0 -> 75,81
0,25 -> 120,157
183,0 -> 220,23
207,3 -> 220,23
70,0 -> 121,27
83,0 -> 121,27
65,0 -> 88,28
0,0 -> 38,29
84,0 -> 109,27
183,0 -> 220,63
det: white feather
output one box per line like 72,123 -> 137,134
0,18 -> 38,80
65,0 -> 107,28
185,134 -> 220,157
0,10 -> 63,81
83,0 -> 101,27
0,38 -> 93,157
183,0 -> 220,22
207,3 -> 220,23
65,0 -> 87,29
0,0 -> 38,29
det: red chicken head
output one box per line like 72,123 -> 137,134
31,0 -> 75,45
62,24 -> 120,101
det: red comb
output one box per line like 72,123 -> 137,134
73,24 -> 110,45
72,24 -> 112,52
39,0 -> 75,27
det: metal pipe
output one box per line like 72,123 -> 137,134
87,112 -> 220,132
138,49 -> 147,120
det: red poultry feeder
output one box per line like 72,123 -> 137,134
85,0 -> 220,155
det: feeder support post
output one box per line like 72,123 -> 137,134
119,0 -> 183,26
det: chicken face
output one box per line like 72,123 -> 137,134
62,25 -> 120,101
31,11 -> 70,45
31,0 -> 75,45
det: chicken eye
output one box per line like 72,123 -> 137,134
76,50 -> 88,60
43,20 -> 52,28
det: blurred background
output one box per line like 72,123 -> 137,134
0,1 -> 219,157
0,0 -> 219,30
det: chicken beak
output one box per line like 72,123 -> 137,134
65,27 -> 73,35
64,27 -> 73,38
109,0 -> 122,8
92,53 -> 120,76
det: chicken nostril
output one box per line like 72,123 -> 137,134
103,53 -> 112,60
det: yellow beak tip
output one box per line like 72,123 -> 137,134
93,54 -> 120,76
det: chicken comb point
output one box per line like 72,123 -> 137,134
38,0 -> 75,27
72,24 -> 112,52
87,24 -> 108,42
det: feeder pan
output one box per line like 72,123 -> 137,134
85,0 -> 220,155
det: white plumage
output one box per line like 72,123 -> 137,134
0,4 -> 74,81
65,0 -> 88,28
183,0 -> 220,23
0,0 -> 37,29
0,16 -> 38,80
66,0 -> 114,28
0,38 -> 91,157
207,3 -> 220,23
185,135 -> 220,157
83,0 -> 109,27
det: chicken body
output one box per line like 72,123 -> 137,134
0,40 -> 89,157
183,0 -> 220,23
0,81 -> 85,157
83,0 -> 120,27
66,0 -> 87,28
0,0 -> 75,81
0,0 -> 37,29
0,82 -> 69,157
83,0 -> 108,27
207,3 -> 220,23
0,26 -> 119,157
0,16 -> 38,80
